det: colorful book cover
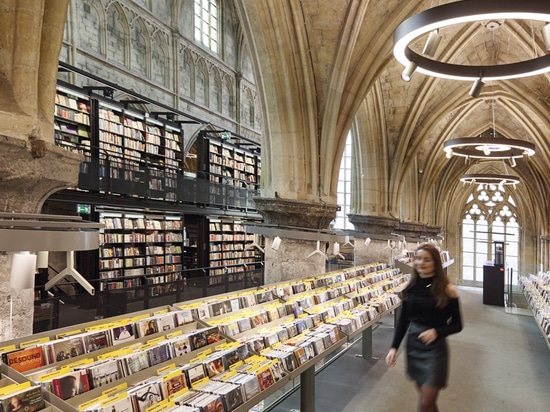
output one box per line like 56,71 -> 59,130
3,346 -> 46,373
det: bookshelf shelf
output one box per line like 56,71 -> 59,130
98,212 -> 184,292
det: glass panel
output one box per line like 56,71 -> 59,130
463,252 -> 474,266
462,266 -> 474,281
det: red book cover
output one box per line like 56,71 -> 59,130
4,346 -> 46,373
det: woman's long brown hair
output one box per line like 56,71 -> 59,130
405,243 -> 450,308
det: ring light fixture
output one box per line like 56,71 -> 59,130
460,173 -> 520,185
443,137 -> 536,160
393,0 -> 550,82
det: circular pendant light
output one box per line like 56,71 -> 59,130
460,173 -> 520,185
393,0 -> 550,83
443,136 -> 536,160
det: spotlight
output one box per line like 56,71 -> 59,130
543,23 -> 550,51
469,78 -> 485,98
510,157 -> 517,168
272,236 -> 281,251
401,61 -> 417,82
422,30 -> 442,57
365,238 -> 371,246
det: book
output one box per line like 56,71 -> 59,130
45,336 -> 85,364
160,371 -> 187,399
2,346 -> 46,373
82,330 -> 110,353
0,384 -> 45,412
110,324 -> 136,345
129,379 -> 163,412
136,318 -> 159,338
147,343 -> 172,367
256,367 -> 275,392
87,359 -> 121,389
182,363 -> 206,388
171,335 -> 191,357
51,370 -> 91,400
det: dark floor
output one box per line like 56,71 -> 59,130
269,287 -> 550,412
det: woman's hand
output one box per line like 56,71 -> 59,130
418,328 -> 438,344
386,348 -> 397,366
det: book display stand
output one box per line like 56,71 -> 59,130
519,274 -> 550,350
0,264 -> 407,412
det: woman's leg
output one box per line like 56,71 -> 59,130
418,384 -> 440,412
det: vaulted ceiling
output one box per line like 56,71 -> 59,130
236,0 -> 550,234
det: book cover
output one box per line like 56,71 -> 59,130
123,351 -> 150,375
256,368 -> 275,392
130,381 -> 163,412
188,330 -> 207,351
82,330 -> 110,353
136,318 -> 159,337
0,385 -> 45,412
174,309 -> 194,326
204,355 -> 225,378
88,359 -> 121,389
3,346 -> 46,373
204,327 -> 222,345
110,324 -> 136,346
171,335 -> 191,357
160,372 -> 187,399
147,343 -> 172,367
155,313 -> 176,332
183,363 -> 206,388
99,393 -> 133,412
51,370 -> 90,400
46,336 -> 85,364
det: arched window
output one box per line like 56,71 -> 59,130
461,184 -> 519,286
194,0 -> 219,54
333,131 -> 353,230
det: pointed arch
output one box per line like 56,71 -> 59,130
105,2 -> 129,66
130,17 -> 150,77
151,30 -> 170,86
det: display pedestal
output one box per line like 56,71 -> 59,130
483,264 -> 505,306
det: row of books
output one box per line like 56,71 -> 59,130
31,326 -> 225,401
520,274 -> 550,338
101,218 -> 173,231
1,310 -> 197,374
78,351 -> 286,412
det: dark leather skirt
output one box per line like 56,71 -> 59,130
406,322 -> 449,388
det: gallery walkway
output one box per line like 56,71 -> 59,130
271,286 -> 550,412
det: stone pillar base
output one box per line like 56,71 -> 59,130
264,237 -> 327,284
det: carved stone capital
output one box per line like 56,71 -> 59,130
0,134 -> 82,212
347,214 -> 399,235
394,221 -> 426,240
253,197 -> 338,229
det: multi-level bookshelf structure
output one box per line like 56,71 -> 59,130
50,81 -> 264,298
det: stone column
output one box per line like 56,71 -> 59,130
254,198 -> 338,284
348,214 -> 400,266
0,0 -> 74,341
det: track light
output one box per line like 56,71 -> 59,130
543,23 -> 550,51
272,236 -> 281,251
469,78 -> 485,98
422,30 -> 442,57
401,61 -> 417,82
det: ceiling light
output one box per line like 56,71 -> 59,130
443,136 -> 535,160
543,23 -> 550,50
393,1 -> 550,81
460,173 -> 520,185
469,78 -> 485,98
401,61 -> 417,81
422,30 -> 442,57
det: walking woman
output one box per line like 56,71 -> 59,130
386,243 -> 463,412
